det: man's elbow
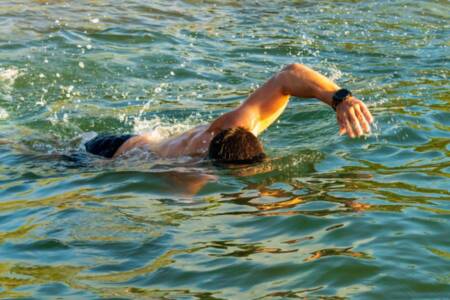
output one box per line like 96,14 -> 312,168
282,63 -> 307,73
276,63 -> 307,95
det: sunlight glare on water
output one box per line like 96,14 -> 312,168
0,0 -> 449,299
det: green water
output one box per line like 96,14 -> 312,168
0,0 -> 449,299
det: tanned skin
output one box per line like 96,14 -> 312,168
114,63 -> 374,158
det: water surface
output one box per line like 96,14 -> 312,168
0,1 -> 449,299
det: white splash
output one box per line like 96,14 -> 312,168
133,114 -> 206,142
133,117 -> 189,142
328,65 -> 343,81
0,108 -> 8,120
0,67 -> 20,84
0,67 -> 21,102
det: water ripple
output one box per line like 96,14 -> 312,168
0,0 -> 449,298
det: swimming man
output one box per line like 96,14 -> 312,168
85,63 -> 374,164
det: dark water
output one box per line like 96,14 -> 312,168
0,1 -> 449,299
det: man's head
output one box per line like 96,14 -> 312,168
208,127 -> 266,164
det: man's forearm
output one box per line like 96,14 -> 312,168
213,63 -> 373,138
278,63 -> 340,106
277,63 -> 373,138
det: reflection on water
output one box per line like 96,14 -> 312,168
1,0 -> 449,299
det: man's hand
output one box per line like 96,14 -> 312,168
336,97 -> 374,138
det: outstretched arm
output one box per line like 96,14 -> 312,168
209,63 -> 373,138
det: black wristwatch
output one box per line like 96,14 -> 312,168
332,88 -> 352,111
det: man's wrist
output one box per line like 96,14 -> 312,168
331,88 -> 352,111
315,89 -> 338,107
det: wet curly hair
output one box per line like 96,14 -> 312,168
208,127 -> 266,164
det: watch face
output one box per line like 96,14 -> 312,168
335,89 -> 351,100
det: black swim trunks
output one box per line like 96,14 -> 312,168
85,134 -> 134,158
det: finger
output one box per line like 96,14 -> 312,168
355,105 -> 371,133
360,102 -> 374,123
344,113 -> 355,138
338,118 -> 347,136
348,107 -> 363,136
337,114 -> 346,135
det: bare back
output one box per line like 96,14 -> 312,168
114,125 -> 214,158
152,124 -> 213,157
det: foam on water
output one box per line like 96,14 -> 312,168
0,67 -> 20,102
0,108 -> 8,120
0,67 -> 20,84
132,113 -> 208,141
